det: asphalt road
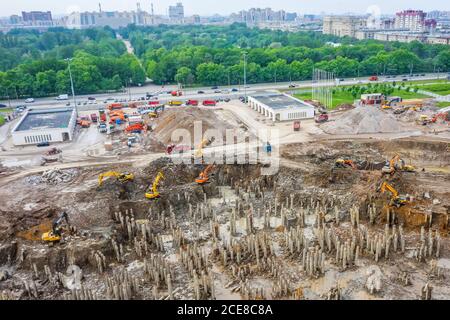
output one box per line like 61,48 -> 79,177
1,72 -> 445,110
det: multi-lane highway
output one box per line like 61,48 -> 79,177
1,72 -> 445,110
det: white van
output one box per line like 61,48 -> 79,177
56,94 -> 69,100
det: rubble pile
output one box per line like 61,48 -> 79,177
25,169 -> 79,185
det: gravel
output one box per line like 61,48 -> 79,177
25,169 -> 79,185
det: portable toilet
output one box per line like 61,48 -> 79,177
116,118 -> 122,125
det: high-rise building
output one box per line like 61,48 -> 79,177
22,11 -> 52,22
323,15 -> 367,37
169,2 -> 184,21
66,11 -> 148,29
229,8 -> 297,26
394,10 -> 426,32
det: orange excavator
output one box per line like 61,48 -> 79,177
379,182 -> 408,208
195,164 -> 214,184
335,158 -> 356,169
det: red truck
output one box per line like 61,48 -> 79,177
108,103 -> 123,111
90,113 -> 98,123
149,101 -> 160,105
202,100 -> 216,106
125,123 -> 145,132
369,76 -> 378,81
186,99 -> 199,106
315,113 -> 329,123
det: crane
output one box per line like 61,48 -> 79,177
379,182 -> 408,207
145,172 -> 164,199
42,211 -> 70,243
98,171 -> 134,187
195,164 -> 214,184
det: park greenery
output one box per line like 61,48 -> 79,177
0,23 -> 449,99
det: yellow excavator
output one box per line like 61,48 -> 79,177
194,137 -> 215,158
379,182 -> 408,208
195,164 -> 214,184
98,171 -> 134,187
42,211 -> 70,244
382,154 -> 415,174
145,172 -> 164,199
335,158 -> 357,169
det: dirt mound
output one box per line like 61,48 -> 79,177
152,107 -> 233,145
321,106 -> 408,134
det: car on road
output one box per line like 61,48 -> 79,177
402,78 -> 408,81
231,88 -> 238,92
197,90 -> 205,94
420,73 -> 425,76
25,98 -> 35,103
0,103 -> 7,108
224,98 -> 231,102
211,86 -> 219,90
88,97 -> 96,101
66,102 -> 71,106
37,142 -> 50,147
289,84 -> 296,88
214,90 -> 221,93
83,102 -> 88,105
106,97 -> 115,101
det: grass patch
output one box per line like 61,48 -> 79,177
418,83 -> 450,95
0,115 -> 5,126
0,108 -> 13,113
437,101 -> 450,108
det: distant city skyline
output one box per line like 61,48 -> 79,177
1,0 -> 449,17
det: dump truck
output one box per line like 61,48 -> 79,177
108,103 -> 123,111
186,99 -> 199,106
99,110 -> 107,122
80,120 -> 91,128
125,123 -> 145,132
202,100 -> 216,106
90,113 -> 98,122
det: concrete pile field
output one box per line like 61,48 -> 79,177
0,135 -> 449,300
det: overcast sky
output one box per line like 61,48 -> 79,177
1,0 -> 448,16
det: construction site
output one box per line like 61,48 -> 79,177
0,92 -> 449,301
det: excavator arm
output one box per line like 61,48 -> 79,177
195,164 -> 214,184
146,172 -> 164,199
42,211 -> 70,243
98,171 -> 134,186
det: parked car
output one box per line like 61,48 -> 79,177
25,98 -> 35,103
420,73 -> 425,76
214,90 -> 221,93
197,90 -> 205,94
231,88 -> 238,92
224,98 -> 231,102
0,103 -> 7,108
37,142 -> 50,147
88,97 -> 96,101
211,86 -> 219,90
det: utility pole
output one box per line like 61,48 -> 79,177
65,58 -> 77,114
243,51 -> 247,102
128,78 -> 132,100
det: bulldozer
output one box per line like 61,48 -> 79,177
379,182 -> 408,208
42,211 -> 70,244
145,172 -> 164,199
382,154 -> 415,174
98,171 -> 134,187
335,158 -> 357,169
195,164 -> 214,185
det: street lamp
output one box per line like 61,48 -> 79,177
65,58 -> 77,113
243,52 -> 248,102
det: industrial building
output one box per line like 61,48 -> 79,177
248,93 -> 315,122
11,107 -> 77,146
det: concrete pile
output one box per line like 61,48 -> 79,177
25,169 -> 79,185
321,106 -> 407,134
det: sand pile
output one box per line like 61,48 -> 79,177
321,106 -> 407,134
152,107 -> 233,144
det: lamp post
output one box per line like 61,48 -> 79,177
243,51 -> 248,102
65,58 -> 77,114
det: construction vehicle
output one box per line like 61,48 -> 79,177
186,99 -> 199,106
98,171 -> 134,187
195,137 -> 215,157
335,159 -> 356,169
80,120 -> 91,128
99,110 -> 107,122
379,182 -> 408,208
171,90 -> 183,97
382,154 -> 415,174
315,113 -> 329,123
195,164 -> 214,184
202,100 -> 216,106
40,157 -> 59,166
416,115 -> 432,126
145,172 -> 164,199
41,211 -> 70,243
293,121 -> 301,131
45,147 -> 62,156
90,114 -> 98,122
108,103 -> 123,111
263,142 -> 272,154
168,100 -> 183,106
125,123 -> 145,132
